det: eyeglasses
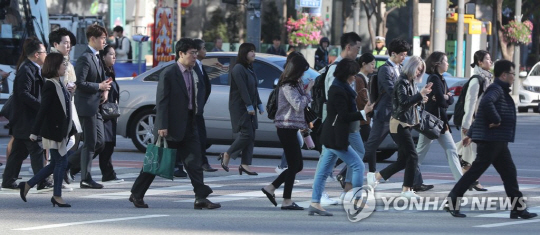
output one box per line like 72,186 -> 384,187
185,51 -> 198,56
505,72 -> 515,76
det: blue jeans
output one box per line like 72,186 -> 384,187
279,130 -> 304,169
344,132 -> 366,183
28,149 -> 67,197
311,144 -> 365,203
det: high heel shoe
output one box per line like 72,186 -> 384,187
18,182 -> 30,202
218,153 -> 229,172
51,197 -> 71,207
239,165 -> 258,175
468,181 -> 488,191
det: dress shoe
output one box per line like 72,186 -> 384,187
469,181 -> 487,191
174,169 -> 188,178
18,182 -> 30,202
239,165 -> 258,175
444,205 -> 466,218
218,153 -> 229,172
1,182 -> 18,189
202,163 -> 218,172
51,197 -> 71,207
102,177 -> 124,183
510,209 -> 538,219
281,202 -> 304,210
261,188 -> 277,206
194,198 -> 221,209
413,184 -> 434,192
80,180 -> 104,189
308,205 -> 333,216
129,194 -> 149,208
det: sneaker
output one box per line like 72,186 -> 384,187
400,190 -> 421,199
102,178 -> 124,183
366,172 -> 379,189
62,184 -> 73,192
320,192 -> 338,205
326,175 -> 336,182
337,192 -> 346,205
275,165 -> 286,174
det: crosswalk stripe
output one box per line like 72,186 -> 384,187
474,206 -> 540,218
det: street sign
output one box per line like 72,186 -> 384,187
181,0 -> 192,8
296,0 -> 321,8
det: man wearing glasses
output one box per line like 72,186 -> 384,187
69,24 -> 111,189
446,60 -> 537,219
1,37 -> 50,190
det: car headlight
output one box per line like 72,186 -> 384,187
523,85 -> 535,92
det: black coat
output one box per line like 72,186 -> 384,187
31,79 -> 76,142
154,63 -> 197,142
74,47 -> 106,117
391,75 -> 423,125
467,78 -> 516,142
374,61 -> 400,121
11,59 -> 44,139
193,62 -> 211,115
425,73 -> 454,133
321,80 -> 365,150
314,46 -> 328,70
102,70 -> 119,143
229,64 -> 262,133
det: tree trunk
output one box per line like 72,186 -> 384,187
281,0 -> 288,44
412,0 -> 419,36
363,2 -> 376,49
382,7 -> 397,37
239,0 -> 246,43
376,2 -> 384,36
495,0 -> 513,60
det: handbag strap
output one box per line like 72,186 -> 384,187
155,136 -> 168,148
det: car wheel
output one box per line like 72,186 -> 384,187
518,107 -> 528,113
533,106 -> 539,113
130,108 -> 156,152
376,150 -> 396,162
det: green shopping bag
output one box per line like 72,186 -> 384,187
143,136 -> 176,180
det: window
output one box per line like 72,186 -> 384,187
143,65 -> 172,82
252,61 -> 282,89
203,57 -> 231,85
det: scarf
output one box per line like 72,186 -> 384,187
50,48 -> 77,84
473,65 -> 494,89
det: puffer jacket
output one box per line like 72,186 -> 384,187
391,74 -> 423,125
467,78 -> 516,142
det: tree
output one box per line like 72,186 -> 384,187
361,0 -> 409,49
261,1 -> 282,44
202,8 -> 228,43
225,1 -> 246,44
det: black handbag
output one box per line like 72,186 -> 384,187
304,106 -> 318,123
0,94 -> 14,121
413,104 -> 443,140
101,102 -> 120,120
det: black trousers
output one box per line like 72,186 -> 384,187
2,138 -> 45,187
69,114 -> 104,181
448,141 -> 525,211
131,118 -> 212,200
272,128 -> 303,199
363,119 -> 392,172
195,114 -> 209,165
95,142 -> 117,181
379,125 -> 418,187
226,118 -> 255,165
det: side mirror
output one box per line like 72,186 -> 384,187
519,71 -> 528,78
273,78 -> 279,88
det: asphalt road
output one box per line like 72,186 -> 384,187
0,112 -> 539,234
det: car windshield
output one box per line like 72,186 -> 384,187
530,65 -> 540,76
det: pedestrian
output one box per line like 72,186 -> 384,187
372,36 -> 388,68
364,38 -> 410,184
420,37 -> 430,59
192,38 -> 217,172
261,55 -> 314,210
130,38 -> 220,209
266,36 -> 286,56
211,37 -> 224,52
1,37 -> 49,190
413,51 -> 463,192
18,53 -> 78,207
70,24 -> 111,189
371,56 -> 432,198
308,58 -> 371,216
112,26 -> 131,63
92,44 -> 123,182
218,43 -> 264,175
459,50 -> 493,191
446,60 -> 537,219
314,37 -> 329,70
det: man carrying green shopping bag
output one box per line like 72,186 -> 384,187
130,38 -> 221,210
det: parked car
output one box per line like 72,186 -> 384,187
116,52 -> 400,161
518,62 -> 540,113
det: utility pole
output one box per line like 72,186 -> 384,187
246,0 -> 262,51
512,0 -> 521,96
176,0 -> 182,41
432,0 -> 447,52
353,0 -> 360,34
456,0 -> 464,77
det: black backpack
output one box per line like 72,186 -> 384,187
453,75 -> 485,129
369,63 -> 392,105
266,86 -> 279,120
311,63 -> 337,118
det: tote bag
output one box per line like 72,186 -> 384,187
143,136 -> 176,180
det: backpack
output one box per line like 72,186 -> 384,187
266,86 -> 279,120
369,63 -> 392,105
116,37 -> 133,63
311,63 -> 337,118
453,75 -> 485,129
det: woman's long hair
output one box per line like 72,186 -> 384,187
278,55 -> 309,87
425,51 -> 446,75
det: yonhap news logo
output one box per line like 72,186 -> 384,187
342,185 -> 376,222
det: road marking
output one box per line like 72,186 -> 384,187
83,184 -> 224,200
475,206 -> 540,219
174,188 -> 312,203
12,214 -> 169,231
474,219 -> 540,228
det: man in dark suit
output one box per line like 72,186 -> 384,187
1,37 -> 48,189
364,38 -> 410,186
129,38 -> 220,209
69,24 -> 111,189
446,60 -> 537,219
